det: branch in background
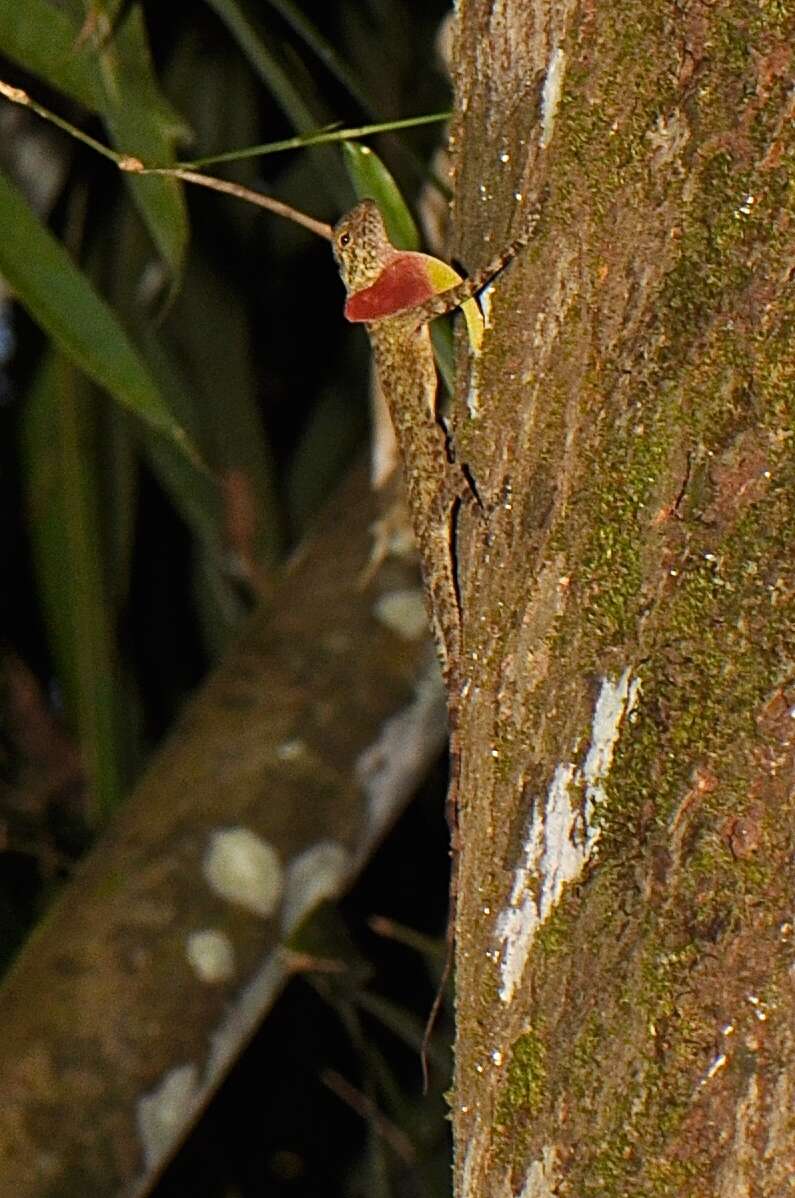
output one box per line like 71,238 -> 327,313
0,460 -> 448,1198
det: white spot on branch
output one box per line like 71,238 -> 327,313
460,1116 -> 482,1198
497,670 -> 640,1003
207,954 -> 286,1085
466,358 -> 482,418
496,763 -> 578,1004
374,588 -> 428,641
137,1063 -> 200,1169
281,841 -> 351,935
276,737 -> 307,762
186,929 -> 236,983
478,283 -> 495,327
356,664 -> 447,854
203,827 -> 283,918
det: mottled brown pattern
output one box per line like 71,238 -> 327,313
334,199 -> 536,1080
333,198 -> 538,682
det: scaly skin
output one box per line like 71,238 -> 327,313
334,200 -> 469,681
333,198 -> 537,1084
333,198 -> 537,677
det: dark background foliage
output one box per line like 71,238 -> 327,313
0,1 -> 456,1193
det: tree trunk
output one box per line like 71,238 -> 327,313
447,2 -> 795,1194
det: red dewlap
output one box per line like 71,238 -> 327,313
344,254 -> 434,322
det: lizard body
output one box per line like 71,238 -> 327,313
333,198 -> 535,1084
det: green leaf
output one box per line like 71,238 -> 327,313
287,389 -> 366,535
20,352 -> 127,819
0,0 -> 101,109
267,0 -> 379,115
203,0 -> 347,203
166,253 -> 282,564
204,0 -> 318,134
430,321 -> 454,395
0,0 -> 190,273
0,168 -> 198,458
342,141 -> 420,251
87,2 -> 190,275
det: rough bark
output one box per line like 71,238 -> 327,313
446,2 -> 794,1195
0,462 -> 448,1198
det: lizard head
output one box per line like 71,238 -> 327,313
333,198 -> 394,295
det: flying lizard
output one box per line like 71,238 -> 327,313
333,198 -> 539,1083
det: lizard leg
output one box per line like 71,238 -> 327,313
410,206 -> 542,329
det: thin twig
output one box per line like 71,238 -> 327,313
124,164 -> 332,240
0,80 -> 122,166
0,77 -> 448,242
0,77 -> 333,240
185,111 -> 450,168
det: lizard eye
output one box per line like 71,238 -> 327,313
338,232 -> 351,248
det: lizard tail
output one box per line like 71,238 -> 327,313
420,721 -> 461,1093
420,933 -> 454,1093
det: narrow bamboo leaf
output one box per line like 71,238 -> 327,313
342,141 -> 419,251
133,328 -> 225,544
88,3 -> 190,275
101,401 -> 138,609
101,170 -> 230,594
365,1123 -> 391,1198
0,0 -> 100,109
0,0 -> 190,272
260,0 -> 451,202
203,0 -> 346,202
204,0 -> 318,133
430,322 -> 454,395
21,352 -> 126,820
287,388 -> 366,535
0,168 -> 198,457
134,325 -> 262,663
355,991 -> 429,1055
263,0 -> 378,118
165,253 -> 282,569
